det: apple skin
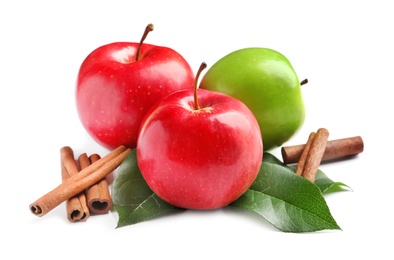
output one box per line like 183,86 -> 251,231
200,48 -> 305,151
136,88 -> 263,210
76,42 -> 195,150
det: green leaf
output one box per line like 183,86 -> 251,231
263,152 -> 351,194
230,156 -> 342,233
314,170 -> 352,194
111,150 -> 184,228
111,151 -> 346,232
262,152 -> 285,165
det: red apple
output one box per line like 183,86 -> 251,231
76,24 -> 195,150
136,63 -> 263,210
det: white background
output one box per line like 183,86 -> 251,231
1,0 -> 393,259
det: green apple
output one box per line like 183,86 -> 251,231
200,47 -> 306,151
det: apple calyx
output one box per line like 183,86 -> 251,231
193,62 -> 208,110
136,23 -> 154,61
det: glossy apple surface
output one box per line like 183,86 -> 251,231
136,88 -> 263,210
76,26 -> 194,150
200,47 -> 305,151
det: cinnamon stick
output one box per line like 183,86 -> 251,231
295,132 -> 315,176
281,136 -> 364,164
60,147 -> 90,222
30,145 -> 131,217
78,153 -> 112,214
300,128 -> 329,182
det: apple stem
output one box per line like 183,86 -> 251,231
136,23 -> 154,61
300,78 -> 308,86
193,62 -> 207,110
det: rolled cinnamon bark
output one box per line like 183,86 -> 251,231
294,132 -> 315,176
61,147 -> 90,222
301,128 -> 329,182
281,136 -> 364,164
78,153 -> 112,214
29,145 -> 131,217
